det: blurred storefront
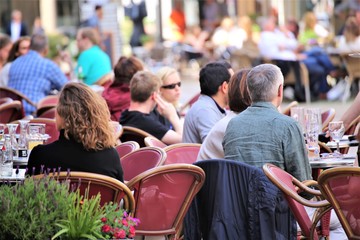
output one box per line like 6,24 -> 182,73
0,0 -> 345,58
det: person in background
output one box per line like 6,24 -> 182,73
125,0 -> 147,49
169,0 -> 186,43
0,34 -> 12,72
211,16 -> 247,59
75,27 -> 112,85
32,17 -> 45,35
0,36 -> 30,87
337,16 -> 360,53
202,0 -> 220,33
86,5 -> 104,35
182,61 -> 232,143
197,68 -> 251,161
120,71 -> 183,145
298,11 -> 329,48
8,34 -> 68,116
102,56 -> 144,121
27,82 -> 124,182
5,10 -> 28,42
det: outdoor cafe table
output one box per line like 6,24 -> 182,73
310,155 -> 356,169
310,154 -> 356,180
326,139 -> 359,149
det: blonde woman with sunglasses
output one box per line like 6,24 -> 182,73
156,67 -> 182,110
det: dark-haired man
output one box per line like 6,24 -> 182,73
182,61 -> 233,143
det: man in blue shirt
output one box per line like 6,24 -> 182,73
8,34 -> 68,116
182,61 -> 233,143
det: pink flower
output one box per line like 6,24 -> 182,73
129,226 -> 136,234
101,224 -> 111,233
122,219 -> 129,226
101,217 -> 107,223
113,229 -> 126,239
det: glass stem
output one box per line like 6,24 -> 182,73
336,141 -> 340,153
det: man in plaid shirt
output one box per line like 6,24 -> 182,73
8,33 -> 68,116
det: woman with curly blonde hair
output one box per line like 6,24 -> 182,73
27,83 -> 123,181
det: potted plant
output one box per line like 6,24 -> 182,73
100,202 -> 140,239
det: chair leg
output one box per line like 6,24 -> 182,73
342,76 -> 352,103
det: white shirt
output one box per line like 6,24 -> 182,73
337,35 -> 360,53
258,29 -> 298,61
10,22 -> 21,42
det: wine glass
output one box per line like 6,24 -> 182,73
328,121 -> 345,155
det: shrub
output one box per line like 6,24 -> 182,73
0,177 -> 74,240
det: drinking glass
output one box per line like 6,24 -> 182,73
0,124 -> 4,141
304,109 -> 322,160
290,107 -> 305,132
28,123 -> 46,150
328,121 -> 345,154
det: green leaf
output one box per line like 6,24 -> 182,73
51,226 -> 69,239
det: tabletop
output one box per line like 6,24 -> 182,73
326,139 -> 359,149
310,154 -> 356,169
0,168 -> 26,181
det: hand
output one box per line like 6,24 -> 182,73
154,93 -> 177,119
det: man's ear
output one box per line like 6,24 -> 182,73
151,91 -> 158,101
278,84 -> 283,97
220,81 -> 228,94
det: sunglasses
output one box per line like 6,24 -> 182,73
161,82 -> 181,89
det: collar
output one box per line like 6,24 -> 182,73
251,101 -> 278,111
209,96 -> 226,114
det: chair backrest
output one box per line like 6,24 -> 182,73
126,164 -> 205,238
281,101 -> 299,116
0,100 -> 23,123
318,167 -> 360,239
184,159 -> 296,240
121,147 -> 167,181
0,86 -> 37,116
37,107 -> 56,119
0,97 -> 13,105
179,92 -> 200,117
120,126 -> 154,148
115,141 -> 140,158
144,136 -> 167,148
163,143 -> 201,165
30,118 -> 60,144
342,54 -> 360,80
321,108 -> 335,132
36,95 -> 59,117
263,163 -> 330,240
33,171 -> 135,210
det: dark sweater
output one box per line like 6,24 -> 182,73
27,130 -> 123,182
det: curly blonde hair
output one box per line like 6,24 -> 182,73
57,82 -> 116,150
